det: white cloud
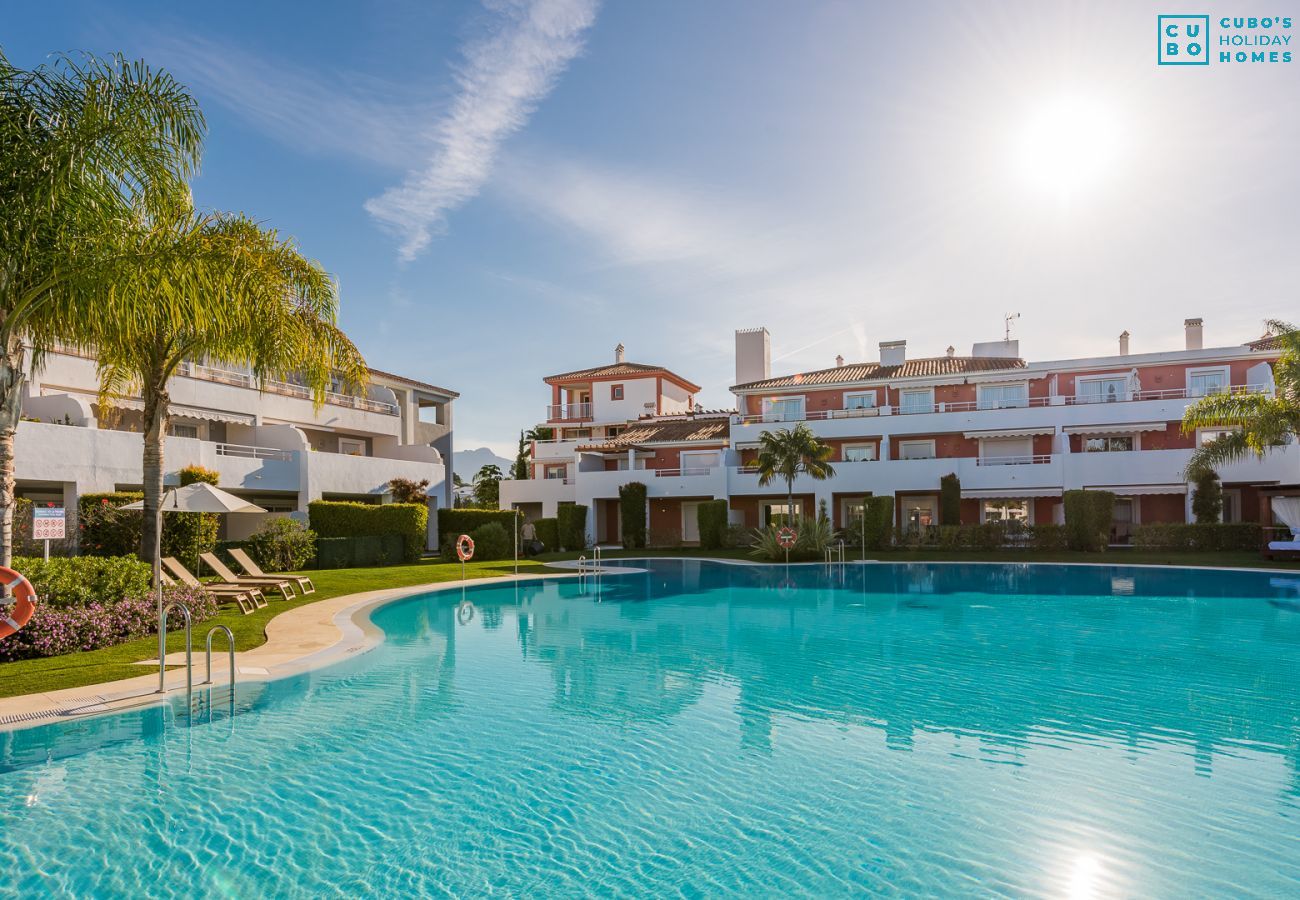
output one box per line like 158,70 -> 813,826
365,0 -> 600,260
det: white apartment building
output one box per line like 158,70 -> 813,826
16,347 -> 456,544
502,321 -> 1298,546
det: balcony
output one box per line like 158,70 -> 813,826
546,403 -> 593,422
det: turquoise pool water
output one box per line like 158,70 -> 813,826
3,560 -> 1300,896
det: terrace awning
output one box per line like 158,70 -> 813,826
1062,422 -> 1167,436
961,488 -> 1062,499
962,427 -> 1055,439
1086,483 -> 1187,496
90,395 -> 256,426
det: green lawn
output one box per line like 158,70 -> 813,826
0,557 -> 549,700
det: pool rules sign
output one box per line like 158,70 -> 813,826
33,506 -> 65,559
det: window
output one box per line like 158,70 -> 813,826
983,499 -> 1030,523
899,440 -> 936,460
610,384 -> 624,400
764,501 -> 802,526
842,498 -> 866,526
1077,376 -> 1128,404
1082,435 -> 1135,452
763,397 -> 805,423
842,444 -> 877,462
1198,427 -> 1238,447
338,438 -> 366,457
977,383 -> 1029,410
844,391 -> 876,411
899,388 -> 934,415
979,437 -> 1032,463
1188,367 -> 1229,398
565,428 -> 592,439
905,497 -> 937,531
168,423 -> 200,439
605,425 -> 624,438
544,465 -> 567,480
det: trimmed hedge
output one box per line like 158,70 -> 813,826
441,521 -> 513,561
315,534 -> 405,568
556,504 -> 588,551
697,499 -> 729,550
1191,470 -> 1224,524
308,501 -> 427,562
13,555 -> 152,608
619,482 -> 647,549
534,517 -> 559,552
79,491 -> 145,557
860,495 -> 895,550
436,508 -> 519,548
939,473 -> 961,526
1064,490 -> 1115,552
1132,522 -> 1262,552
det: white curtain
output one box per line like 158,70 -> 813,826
1273,497 -> 1300,538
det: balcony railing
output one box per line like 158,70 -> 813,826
976,454 -> 1053,466
546,403 -> 593,421
1066,384 -> 1270,405
171,363 -> 400,416
653,466 -> 714,477
215,443 -> 294,461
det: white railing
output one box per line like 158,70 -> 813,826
653,466 -> 714,477
176,361 -> 255,388
1068,383 -> 1270,405
546,403 -> 593,421
174,364 -> 399,416
976,454 -> 1053,466
215,443 -> 294,461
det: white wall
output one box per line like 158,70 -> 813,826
589,375 -> 660,421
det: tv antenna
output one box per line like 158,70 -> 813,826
1004,312 -> 1021,342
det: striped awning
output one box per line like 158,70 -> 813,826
1063,422 -> 1167,437
1087,483 -> 1187,496
963,427 -> 1055,439
962,488 -> 1062,499
91,394 -> 256,426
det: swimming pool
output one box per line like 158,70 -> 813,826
3,560 -> 1299,896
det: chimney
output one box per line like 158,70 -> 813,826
879,340 -> 906,368
1184,318 -> 1203,350
946,345 -> 955,358
1119,330 -> 1130,356
615,342 -> 625,364
835,354 -> 844,368
735,327 -> 771,385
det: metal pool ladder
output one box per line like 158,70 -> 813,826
203,625 -> 236,692
158,601 -> 193,706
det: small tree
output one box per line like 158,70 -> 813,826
619,482 -> 647,549
473,464 -> 503,506
1191,469 -> 1224,524
939,473 -> 961,526
388,477 -> 430,504
697,500 -> 729,550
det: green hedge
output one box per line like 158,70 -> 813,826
697,499 -> 729,550
1132,522 -> 1262,552
440,521 -> 513,561
556,504 -> 588,551
436,508 -> 519,548
939,473 -> 961,526
315,534 -> 405,568
534,517 -> 559,552
1191,470 -> 1224,524
1064,490 -> 1115,552
79,491 -> 145,557
308,501 -> 427,562
13,555 -> 152,608
855,495 -> 894,550
619,482 -> 647,549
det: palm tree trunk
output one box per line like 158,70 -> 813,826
0,337 -> 27,568
139,375 -> 169,564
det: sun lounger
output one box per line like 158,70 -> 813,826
228,548 -> 315,595
198,552 -> 296,600
160,559 -> 267,614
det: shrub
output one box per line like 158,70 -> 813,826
697,500 -> 728,550
436,508 -> 518,548
389,477 -> 430,504
246,518 -> 317,571
648,527 -> 681,549
1030,523 -> 1068,551
722,523 -> 750,549
534,517 -> 559,552
939,473 -> 961,526
855,495 -> 894,551
178,465 -> 219,486
556,504 -> 588,551
1191,470 -> 1224,524
749,516 -> 838,561
469,522 -> 512,560
1064,490 -> 1115,552
78,492 -> 144,557
309,501 -> 428,562
13,555 -> 152,608
1132,522 -> 1262,552
619,482 -> 647,549
315,534 -> 405,568
12,498 -> 73,557
0,583 -> 217,663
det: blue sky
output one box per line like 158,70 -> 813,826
6,1 -> 1298,455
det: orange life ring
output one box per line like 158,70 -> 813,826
776,526 -> 798,550
0,567 -> 37,640
455,534 -> 475,562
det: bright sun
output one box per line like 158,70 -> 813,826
1013,94 -> 1122,203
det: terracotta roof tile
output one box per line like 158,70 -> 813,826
367,368 -> 459,398
576,417 -> 730,451
731,356 -> 1025,391
1248,334 -> 1284,351
545,361 -> 702,393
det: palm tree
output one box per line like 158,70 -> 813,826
0,50 -> 204,564
753,424 -> 836,523
92,202 -> 368,562
1182,319 -> 1299,476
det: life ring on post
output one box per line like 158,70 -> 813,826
0,567 -> 37,640
776,527 -> 798,550
455,534 -> 475,562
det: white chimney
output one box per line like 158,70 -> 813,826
879,340 -> 906,368
1119,330 -> 1130,356
835,354 -> 844,368
735,327 -> 771,385
1184,318 -> 1203,350
615,342 -> 625,364
946,345 -> 955,358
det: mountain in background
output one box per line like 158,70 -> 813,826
453,447 -> 513,482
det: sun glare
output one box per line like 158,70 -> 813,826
1013,93 -> 1123,203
